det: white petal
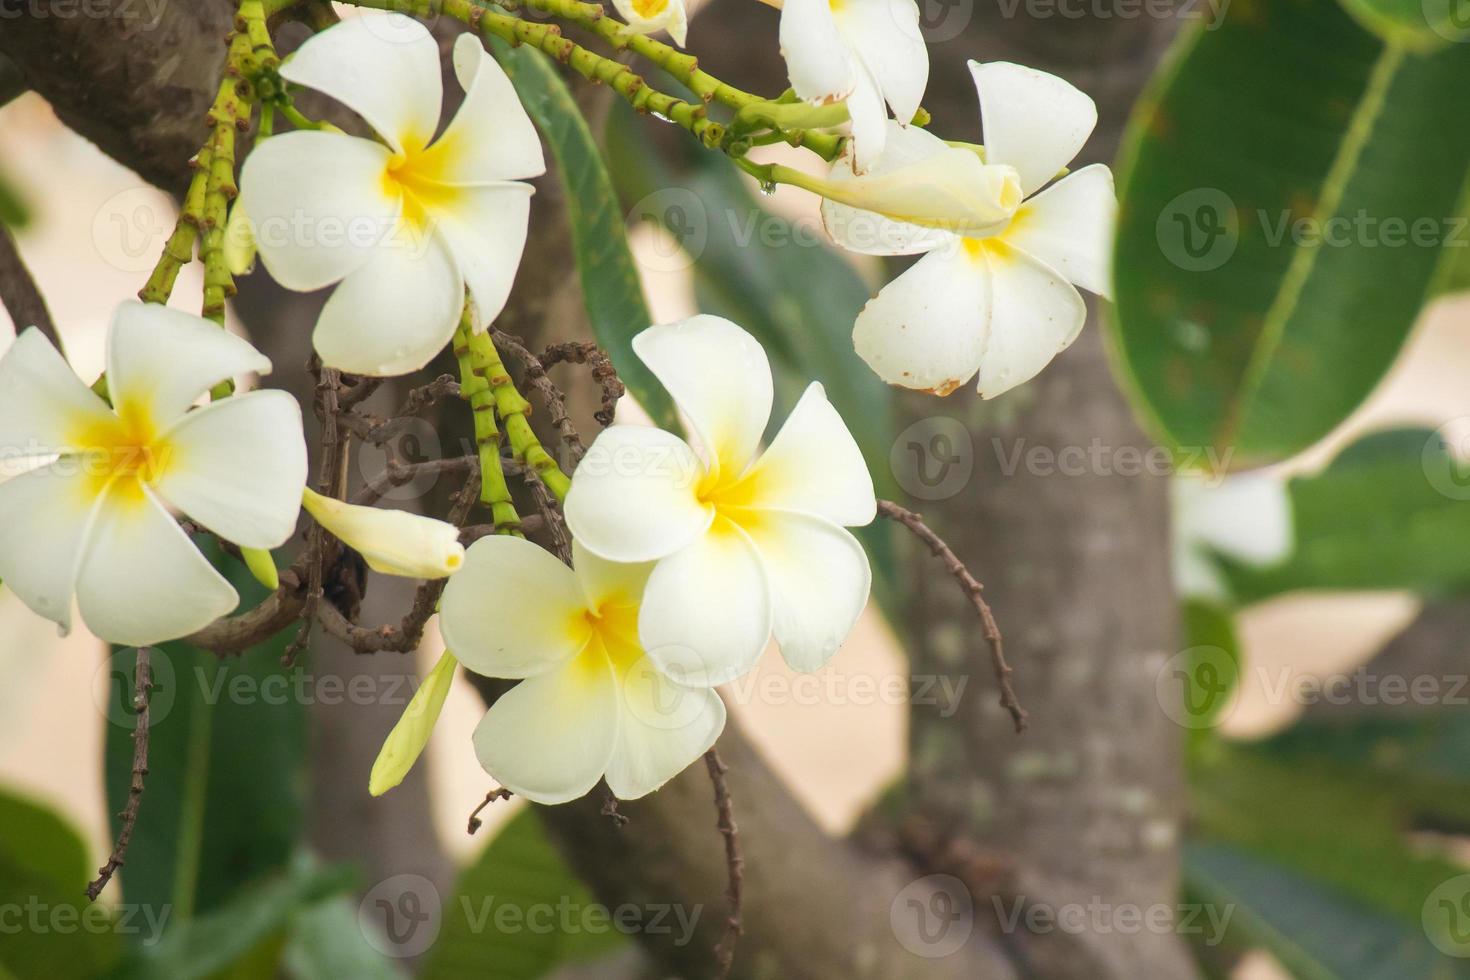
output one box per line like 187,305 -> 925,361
1004,164 -> 1116,298
433,183 -> 532,329
313,230 -> 463,377
638,520 -> 772,687
572,539 -> 653,613
975,243 -> 1087,398
301,489 -> 463,579
971,60 -> 1097,197
606,660 -> 725,800
737,382 -> 875,526
279,13 -> 442,152
632,316 -> 773,477
741,510 -> 870,672
565,425 -> 712,563
839,0 -> 928,127
241,131 -> 399,292
779,0 -> 856,103
0,328 -> 114,460
418,35 -> 546,184
0,458 -> 106,632
853,244 -> 990,395
844,63 -> 889,174
1175,473 -> 1294,568
667,0 -> 689,46
75,484 -> 238,646
822,123 -> 963,255
472,649 -> 619,805
151,391 -> 307,549
0,319 -> 13,355
440,536 -> 589,679
107,302 -> 273,425
612,0 -> 690,47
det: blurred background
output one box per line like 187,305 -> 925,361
3,0 -> 1470,977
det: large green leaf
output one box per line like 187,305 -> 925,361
488,40 -> 676,430
1334,0 -> 1469,48
1185,842 -> 1468,979
0,788 -> 121,978
421,810 -> 627,980
1222,428 -> 1470,601
103,542 -> 305,923
1110,0 -> 1470,466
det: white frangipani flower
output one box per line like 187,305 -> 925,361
301,488 -> 465,579
240,14 -> 545,377
611,0 -> 688,46
0,302 -> 308,645
778,0 -> 928,172
441,537 -> 727,804
1173,472 -> 1294,601
828,61 -> 1117,398
565,316 -> 876,686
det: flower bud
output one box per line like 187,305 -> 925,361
815,152 -> 1023,235
370,651 -> 457,797
302,488 -> 465,579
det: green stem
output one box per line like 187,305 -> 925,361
466,329 -> 571,501
453,311 -> 522,532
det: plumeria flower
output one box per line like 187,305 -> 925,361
441,536 -> 726,804
0,302 -> 307,645
301,488 -> 465,579
565,316 -> 876,686
1173,472 -> 1293,601
611,0 -> 688,46
240,14 -> 545,377
826,61 -> 1116,398
778,0 -> 928,172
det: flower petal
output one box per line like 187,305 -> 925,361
1175,473 -> 1294,567
632,315 -> 773,477
440,535 -> 589,679
312,229 -> 464,377
151,391 -> 307,549
822,124 -> 964,256
970,60 -> 1097,197
840,0 -> 927,128
606,660 -> 725,800
472,649 -> 620,804
0,328 -> 114,460
779,0 -> 856,104
638,520 -> 772,687
844,62 -> 889,174
433,183 -> 533,329
572,539 -> 653,613
107,302 -> 273,426
241,131 -> 399,292
975,242 -> 1087,398
741,510 -> 870,672
418,34 -> 546,184
1004,163 -> 1116,298
853,244 -> 990,395
300,489 -> 464,579
737,382 -> 875,526
75,483 -> 239,646
370,650 -> 457,797
565,425 -> 712,563
0,458 -> 106,633
278,12 -> 442,152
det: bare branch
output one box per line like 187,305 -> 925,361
467,787 -> 514,835
704,748 -> 743,979
87,648 -> 153,900
0,224 -> 61,351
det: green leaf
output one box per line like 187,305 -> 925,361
1222,428 -> 1470,601
1179,599 -> 1241,755
103,540 -> 306,923
487,39 -> 676,430
1110,0 -> 1470,466
0,788 -> 121,979
421,810 -> 627,980
1334,0 -> 1469,48
1184,842 -> 1469,979
283,896 -> 404,980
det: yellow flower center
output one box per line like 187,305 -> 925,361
72,399 -> 171,503
574,600 -> 646,679
382,138 -> 464,236
632,0 -> 668,16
